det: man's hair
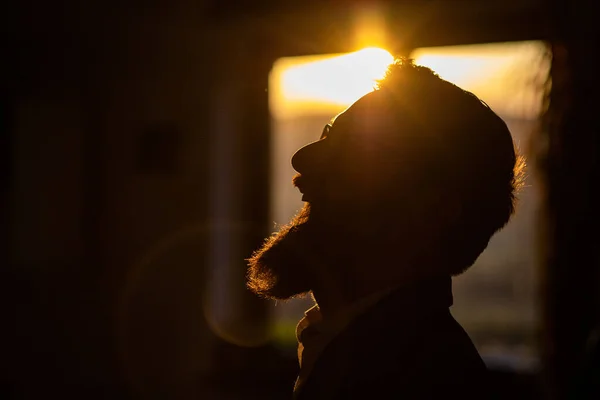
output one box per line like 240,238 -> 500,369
370,58 -> 526,275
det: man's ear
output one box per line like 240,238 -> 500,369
413,190 -> 462,241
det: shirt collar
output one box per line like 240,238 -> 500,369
293,286 -> 397,396
295,286 -> 396,353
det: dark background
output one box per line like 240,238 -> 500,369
1,1 -> 598,399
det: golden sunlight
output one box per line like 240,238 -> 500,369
270,41 -> 546,121
412,41 -> 548,119
270,47 -> 394,119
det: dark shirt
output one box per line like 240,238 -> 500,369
294,277 -> 489,399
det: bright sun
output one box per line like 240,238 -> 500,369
270,47 -> 394,119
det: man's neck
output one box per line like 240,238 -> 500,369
311,267 -> 445,320
311,277 -> 403,320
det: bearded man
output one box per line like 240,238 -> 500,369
247,58 -> 524,399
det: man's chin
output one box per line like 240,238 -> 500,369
246,206 -> 318,300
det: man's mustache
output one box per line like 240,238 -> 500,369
292,173 -> 305,191
293,173 -> 324,200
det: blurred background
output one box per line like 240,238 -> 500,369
1,1 -> 598,399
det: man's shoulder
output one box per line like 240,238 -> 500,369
349,298 -> 485,370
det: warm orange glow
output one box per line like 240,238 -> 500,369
270,47 -> 394,119
270,42 -> 546,121
412,41 -> 548,119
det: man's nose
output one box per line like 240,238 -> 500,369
291,139 -> 329,174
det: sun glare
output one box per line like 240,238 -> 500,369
271,47 -> 394,119
271,41 -> 546,120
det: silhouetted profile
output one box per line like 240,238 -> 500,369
247,58 -> 524,399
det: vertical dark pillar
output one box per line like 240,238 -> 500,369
204,35 -> 305,397
237,50 -> 274,327
206,37 -> 274,346
0,93 -> 14,267
541,1 -> 600,398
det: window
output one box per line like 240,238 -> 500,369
268,42 -> 549,370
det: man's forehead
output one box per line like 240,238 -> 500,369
329,90 -> 396,135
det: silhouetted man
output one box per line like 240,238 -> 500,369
247,58 -> 524,399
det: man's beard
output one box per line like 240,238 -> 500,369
246,203 -> 325,300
